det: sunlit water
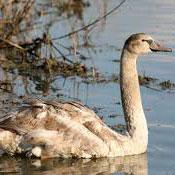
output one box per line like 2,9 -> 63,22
0,0 -> 175,174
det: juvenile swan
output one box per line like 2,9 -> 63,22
0,33 -> 172,158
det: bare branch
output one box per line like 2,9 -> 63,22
52,0 -> 127,40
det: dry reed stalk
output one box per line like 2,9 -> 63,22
0,0 -> 34,39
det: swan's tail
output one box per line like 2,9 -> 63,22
0,129 -> 21,155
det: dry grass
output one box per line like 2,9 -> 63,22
0,0 -> 34,39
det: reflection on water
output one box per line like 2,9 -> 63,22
0,154 -> 147,175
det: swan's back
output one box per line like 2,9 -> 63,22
0,98 -> 125,158
0,99 -> 100,134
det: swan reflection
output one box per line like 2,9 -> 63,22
0,153 -> 147,175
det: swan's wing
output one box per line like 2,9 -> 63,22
0,98 -> 102,135
0,97 -> 126,144
0,98 -> 128,158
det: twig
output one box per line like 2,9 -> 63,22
0,36 -> 75,64
51,43 -> 74,64
0,37 -> 41,59
52,0 -> 127,40
5,1 -> 34,39
143,85 -> 162,92
0,38 -> 26,51
0,85 -> 12,93
58,43 -> 89,60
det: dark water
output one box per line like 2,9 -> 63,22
0,0 -> 175,174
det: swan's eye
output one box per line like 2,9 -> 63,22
142,39 -> 153,45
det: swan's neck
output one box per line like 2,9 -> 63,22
120,48 -> 148,143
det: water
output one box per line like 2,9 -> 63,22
0,0 -> 175,174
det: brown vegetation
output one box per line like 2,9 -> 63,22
0,0 -> 173,98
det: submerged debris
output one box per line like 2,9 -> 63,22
109,113 -> 122,118
138,75 -> 157,85
41,60 -> 88,77
159,80 -> 175,90
83,74 -> 119,84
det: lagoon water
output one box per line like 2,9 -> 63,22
0,0 -> 175,174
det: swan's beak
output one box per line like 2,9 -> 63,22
150,41 -> 172,52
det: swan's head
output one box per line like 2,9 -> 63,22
124,33 -> 172,55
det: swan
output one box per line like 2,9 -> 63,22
0,33 -> 171,159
